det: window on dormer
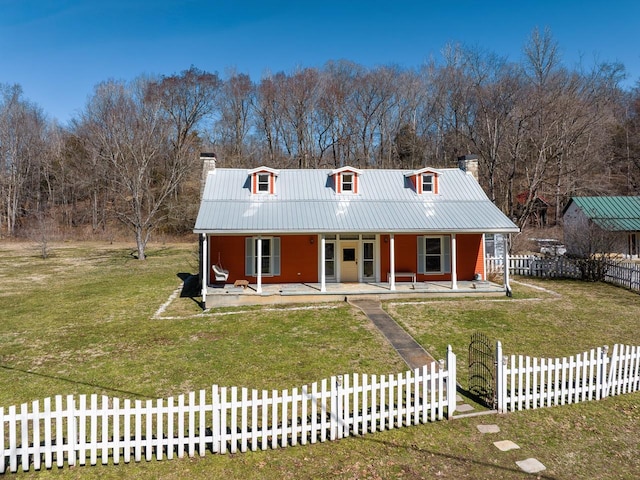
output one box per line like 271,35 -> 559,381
257,173 -> 270,193
249,166 -> 279,195
422,174 -> 434,193
342,173 -> 354,192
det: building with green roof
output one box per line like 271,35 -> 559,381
562,197 -> 640,258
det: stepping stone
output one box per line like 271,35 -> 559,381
493,440 -> 520,451
456,394 -> 464,403
456,403 -> 475,412
477,424 -> 500,434
516,458 -> 546,474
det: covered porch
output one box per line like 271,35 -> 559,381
203,279 -> 507,308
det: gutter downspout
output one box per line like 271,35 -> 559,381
256,236 -> 263,294
320,235 -> 326,292
503,234 -> 512,297
201,233 -> 208,304
451,233 -> 458,290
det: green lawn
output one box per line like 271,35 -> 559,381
385,277 -> 640,388
0,242 -> 638,479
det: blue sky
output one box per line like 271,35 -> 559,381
1,0 -> 639,125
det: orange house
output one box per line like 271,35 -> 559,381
194,156 -> 519,307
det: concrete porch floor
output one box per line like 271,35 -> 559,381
204,280 -> 507,308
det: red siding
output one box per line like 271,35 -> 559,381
209,235 -> 318,284
456,234 -> 484,279
279,235 -> 318,282
209,236 -> 247,284
209,233 -> 484,285
381,233 -> 484,282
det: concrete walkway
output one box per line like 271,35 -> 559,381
347,297 -> 437,370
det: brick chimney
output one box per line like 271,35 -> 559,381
200,152 -> 216,197
458,154 -> 479,182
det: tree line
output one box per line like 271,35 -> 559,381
1,29 -> 639,258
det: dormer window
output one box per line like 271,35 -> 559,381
248,166 -> 279,195
330,166 -> 362,194
405,167 -> 441,195
422,174 -> 434,193
342,173 -> 354,192
257,173 -> 270,192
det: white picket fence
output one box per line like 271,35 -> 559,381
497,343 -> 640,413
487,255 -> 534,276
0,348 -> 456,474
487,255 -> 640,293
4,340 -> 639,474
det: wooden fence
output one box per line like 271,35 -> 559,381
496,343 -> 640,413
487,255 -> 581,278
487,255 -> 640,293
604,261 -> 640,292
0,348 -> 456,474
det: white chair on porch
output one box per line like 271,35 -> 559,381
212,263 -> 229,282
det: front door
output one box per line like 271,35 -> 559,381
341,242 -> 358,282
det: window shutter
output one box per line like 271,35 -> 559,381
273,237 -> 281,275
443,236 -> 451,273
245,237 -> 254,276
417,236 -> 425,274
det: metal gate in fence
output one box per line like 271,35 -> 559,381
468,332 -> 497,409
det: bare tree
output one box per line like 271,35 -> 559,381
146,67 -> 220,233
564,211 -> 621,281
610,87 -> 640,194
2,38 -> 638,239
252,73 -> 286,165
426,44 -> 476,165
0,84 -> 49,237
316,60 -> 360,167
76,78 -> 196,259
214,71 -> 253,164
462,47 -> 524,206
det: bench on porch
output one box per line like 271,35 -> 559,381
388,272 -> 416,287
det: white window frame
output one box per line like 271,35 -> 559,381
341,173 -> 354,193
257,173 -> 270,193
417,235 -> 451,274
422,174 -> 434,193
362,240 -> 375,279
324,240 -> 336,279
245,237 -> 281,276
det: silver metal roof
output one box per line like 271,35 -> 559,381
194,168 -> 520,234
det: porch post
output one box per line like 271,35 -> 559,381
503,234 -> 511,296
451,233 -> 458,290
390,234 -> 396,291
201,233 -> 208,300
256,236 -> 263,294
320,235 -> 326,292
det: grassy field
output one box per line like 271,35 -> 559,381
0,241 -> 639,479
